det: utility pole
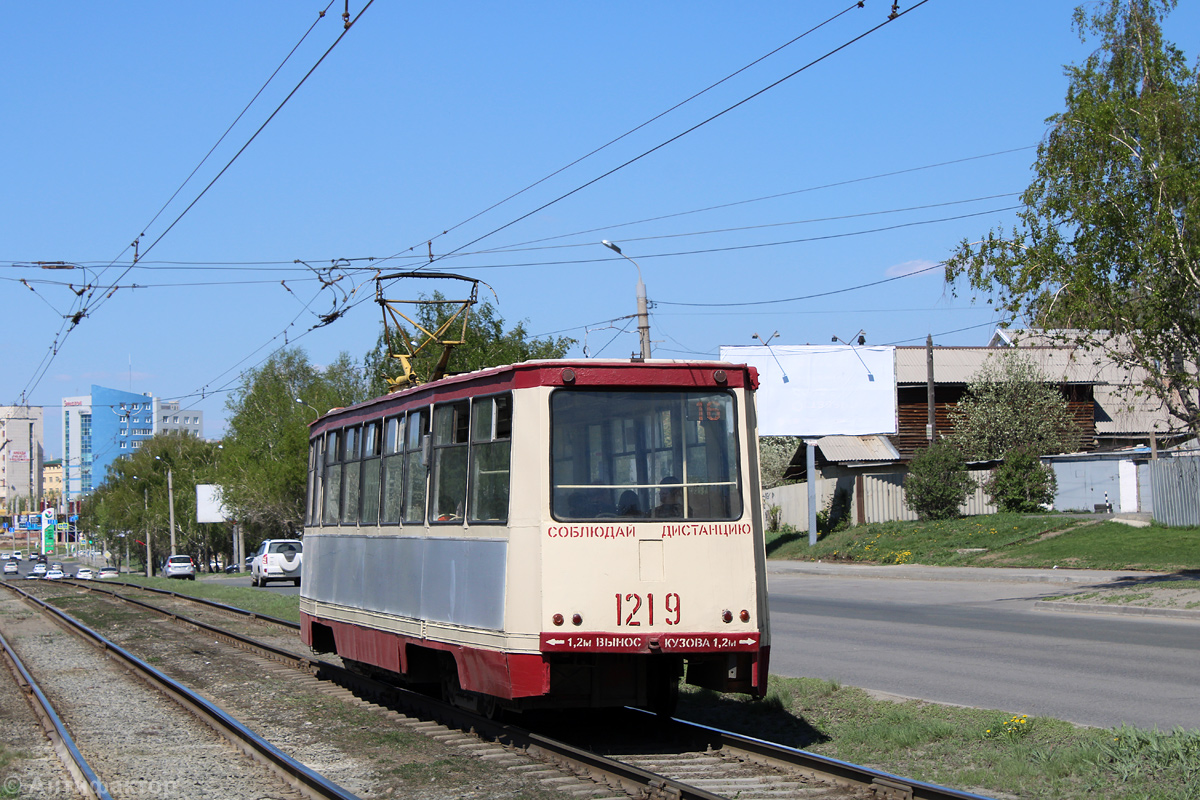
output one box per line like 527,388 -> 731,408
926,334 -> 936,441
601,241 -> 652,359
144,487 -> 151,577
167,466 -> 176,556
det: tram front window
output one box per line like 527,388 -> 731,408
550,390 -> 742,522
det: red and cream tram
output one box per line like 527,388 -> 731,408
299,359 -> 770,712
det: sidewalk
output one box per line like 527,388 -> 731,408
767,560 -> 1200,621
766,560 -> 1166,585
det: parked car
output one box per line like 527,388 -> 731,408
45,568 -> 65,580
74,567 -> 94,580
3,561 -> 17,575
97,566 -> 119,579
162,555 -> 196,580
32,563 -> 47,576
251,539 -> 303,587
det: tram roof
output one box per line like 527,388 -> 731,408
309,358 -> 758,430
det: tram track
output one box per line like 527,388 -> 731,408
0,582 -> 362,800
6,579 -> 995,800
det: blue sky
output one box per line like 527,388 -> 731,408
5,1 -> 1198,459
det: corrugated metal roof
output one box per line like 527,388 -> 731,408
896,346 -> 1110,384
814,435 -> 901,463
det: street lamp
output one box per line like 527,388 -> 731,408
155,456 -> 177,556
601,241 -> 652,360
295,398 -> 320,421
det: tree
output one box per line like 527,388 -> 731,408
78,432 -> 223,572
219,347 -> 368,540
948,351 -> 1081,460
758,436 -> 802,490
364,293 -> 574,396
945,0 -> 1200,436
983,448 -> 1058,513
904,441 -> 974,520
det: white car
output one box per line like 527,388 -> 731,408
97,566 -> 119,579
32,563 -> 47,576
74,567 -> 94,580
3,561 -> 17,575
45,568 -> 65,580
251,539 -> 303,587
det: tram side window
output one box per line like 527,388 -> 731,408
550,390 -> 742,522
341,425 -> 362,525
380,415 -> 404,525
431,401 -> 470,522
468,394 -> 511,523
360,421 -> 382,526
323,429 -> 341,525
307,438 -> 324,526
403,409 -> 430,524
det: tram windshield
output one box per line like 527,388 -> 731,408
551,389 -> 742,521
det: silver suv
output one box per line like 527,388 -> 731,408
251,539 -> 303,587
163,555 -> 196,580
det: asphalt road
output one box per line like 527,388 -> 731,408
766,566 -> 1200,730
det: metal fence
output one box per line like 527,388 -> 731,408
1148,457 -> 1200,527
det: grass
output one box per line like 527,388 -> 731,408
679,677 -> 1200,799
768,512 -> 1200,572
103,574 -> 302,622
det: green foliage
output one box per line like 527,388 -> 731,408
984,449 -> 1058,512
78,432 -> 222,572
946,0 -> 1200,436
219,347 -> 368,540
364,292 -> 574,395
758,436 -> 802,490
817,486 -> 851,533
949,350 -> 1081,459
904,441 -> 975,520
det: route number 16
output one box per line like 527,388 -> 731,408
615,592 -> 681,626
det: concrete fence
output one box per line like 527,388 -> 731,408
763,466 -> 998,530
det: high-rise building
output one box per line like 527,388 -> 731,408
61,387 -> 206,501
156,400 -> 204,438
0,405 -> 45,513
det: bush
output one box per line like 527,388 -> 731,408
904,441 -> 974,520
984,448 -> 1057,512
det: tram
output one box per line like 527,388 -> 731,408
299,359 -> 770,712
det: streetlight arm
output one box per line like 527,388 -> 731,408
600,241 -> 651,359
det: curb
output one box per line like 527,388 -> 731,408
1035,600 -> 1200,621
765,561 -> 1164,585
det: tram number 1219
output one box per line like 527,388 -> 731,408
615,592 -> 681,626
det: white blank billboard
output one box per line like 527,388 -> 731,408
196,484 -> 230,523
720,344 -> 897,436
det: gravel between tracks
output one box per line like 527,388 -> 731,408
0,594 -> 305,800
0,600 -> 81,799
23,585 -> 569,800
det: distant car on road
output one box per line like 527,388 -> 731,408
45,568 -> 65,580
251,539 -> 303,587
32,563 -> 47,576
163,555 -> 196,580
97,566 -> 119,579
3,561 -> 17,575
74,567 -> 94,580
